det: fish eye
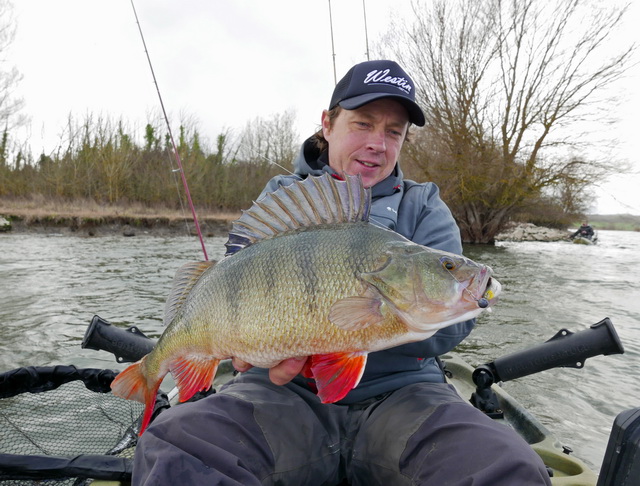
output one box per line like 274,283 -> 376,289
441,257 -> 456,271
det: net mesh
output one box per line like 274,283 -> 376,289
0,370 -> 143,485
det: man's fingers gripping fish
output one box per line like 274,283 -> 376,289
111,173 -> 502,434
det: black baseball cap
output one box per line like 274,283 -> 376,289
329,60 -> 425,127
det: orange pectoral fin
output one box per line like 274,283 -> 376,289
170,355 -> 220,403
328,296 -> 384,331
310,352 -> 368,403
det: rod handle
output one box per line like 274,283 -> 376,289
82,315 -> 156,363
473,318 -> 624,386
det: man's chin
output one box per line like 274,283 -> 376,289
362,173 -> 388,188
348,169 -> 380,188
343,163 -> 391,188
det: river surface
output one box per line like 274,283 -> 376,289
0,229 -> 638,473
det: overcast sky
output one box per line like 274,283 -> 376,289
6,0 -> 640,215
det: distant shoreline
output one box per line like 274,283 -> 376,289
2,217 -> 234,238
0,207 -> 238,238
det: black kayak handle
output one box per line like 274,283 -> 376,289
472,317 -> 624,388
82,315 -> 156,363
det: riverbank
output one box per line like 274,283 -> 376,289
2,212 -> 570,242
1,199 -> 633,240
0,204 -> 237,238
495,222 -> 571,242
2,215 -> 235,238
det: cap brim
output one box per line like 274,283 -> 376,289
339,93 -> 425,127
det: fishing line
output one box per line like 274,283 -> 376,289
255,153 -> 301,179
592,181 -> 640,215
129,0 -> 208,261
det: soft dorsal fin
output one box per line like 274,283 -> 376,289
225,173 -> 371,255
164,260 -> 217,326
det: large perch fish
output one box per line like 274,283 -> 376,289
111,174 -> 501,434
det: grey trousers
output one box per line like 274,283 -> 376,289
132,373 -> 551,485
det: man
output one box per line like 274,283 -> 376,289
571,221 -> 595,240
132,60 -> 551,485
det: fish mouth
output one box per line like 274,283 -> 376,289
465,267 -> 501,309
477,275 -> 501,309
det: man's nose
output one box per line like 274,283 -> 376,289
366,128 -> 386,152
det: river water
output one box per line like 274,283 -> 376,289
0,229 -> 638,472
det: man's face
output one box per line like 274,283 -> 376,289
322,98 -> 410,188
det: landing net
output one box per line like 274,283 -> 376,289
0,366 -> 144,485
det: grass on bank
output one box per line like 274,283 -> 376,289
0,196 -> 239,224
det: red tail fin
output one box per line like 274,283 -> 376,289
111,360 -> 162,435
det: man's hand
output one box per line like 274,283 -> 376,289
232,356 -> 308,385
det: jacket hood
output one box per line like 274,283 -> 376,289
293,136 -> 404,199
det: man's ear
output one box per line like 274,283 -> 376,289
321,110 -> 331,139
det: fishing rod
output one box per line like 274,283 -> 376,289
362,0 -> 370,61
328,0 -> 371,81
129,0 -> 208,261
327,0 -> 337,84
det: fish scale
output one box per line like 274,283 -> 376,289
201,226 -> 382,360
111,174 -> 501,434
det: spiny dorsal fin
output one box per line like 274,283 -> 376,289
164,260 -> 217,326
225,173 -> 371,255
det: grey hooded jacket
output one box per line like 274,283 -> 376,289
251,137 -> 475,403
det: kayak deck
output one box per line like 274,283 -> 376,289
92,355 -> 599,485
442,353 -> 598,485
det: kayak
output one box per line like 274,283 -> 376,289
2,317 -> 635,485
572,232 -> 598,245
442,353 -> 597,484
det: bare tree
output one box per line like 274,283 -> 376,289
0,0 -> 25,132
382,0 -> 636,243
235,109 -> 298,170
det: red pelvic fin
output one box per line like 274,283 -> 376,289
170,356 -> 220,403
310,352 -> 368,403
110,360 -> 161,435
301,358 -> 314,379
